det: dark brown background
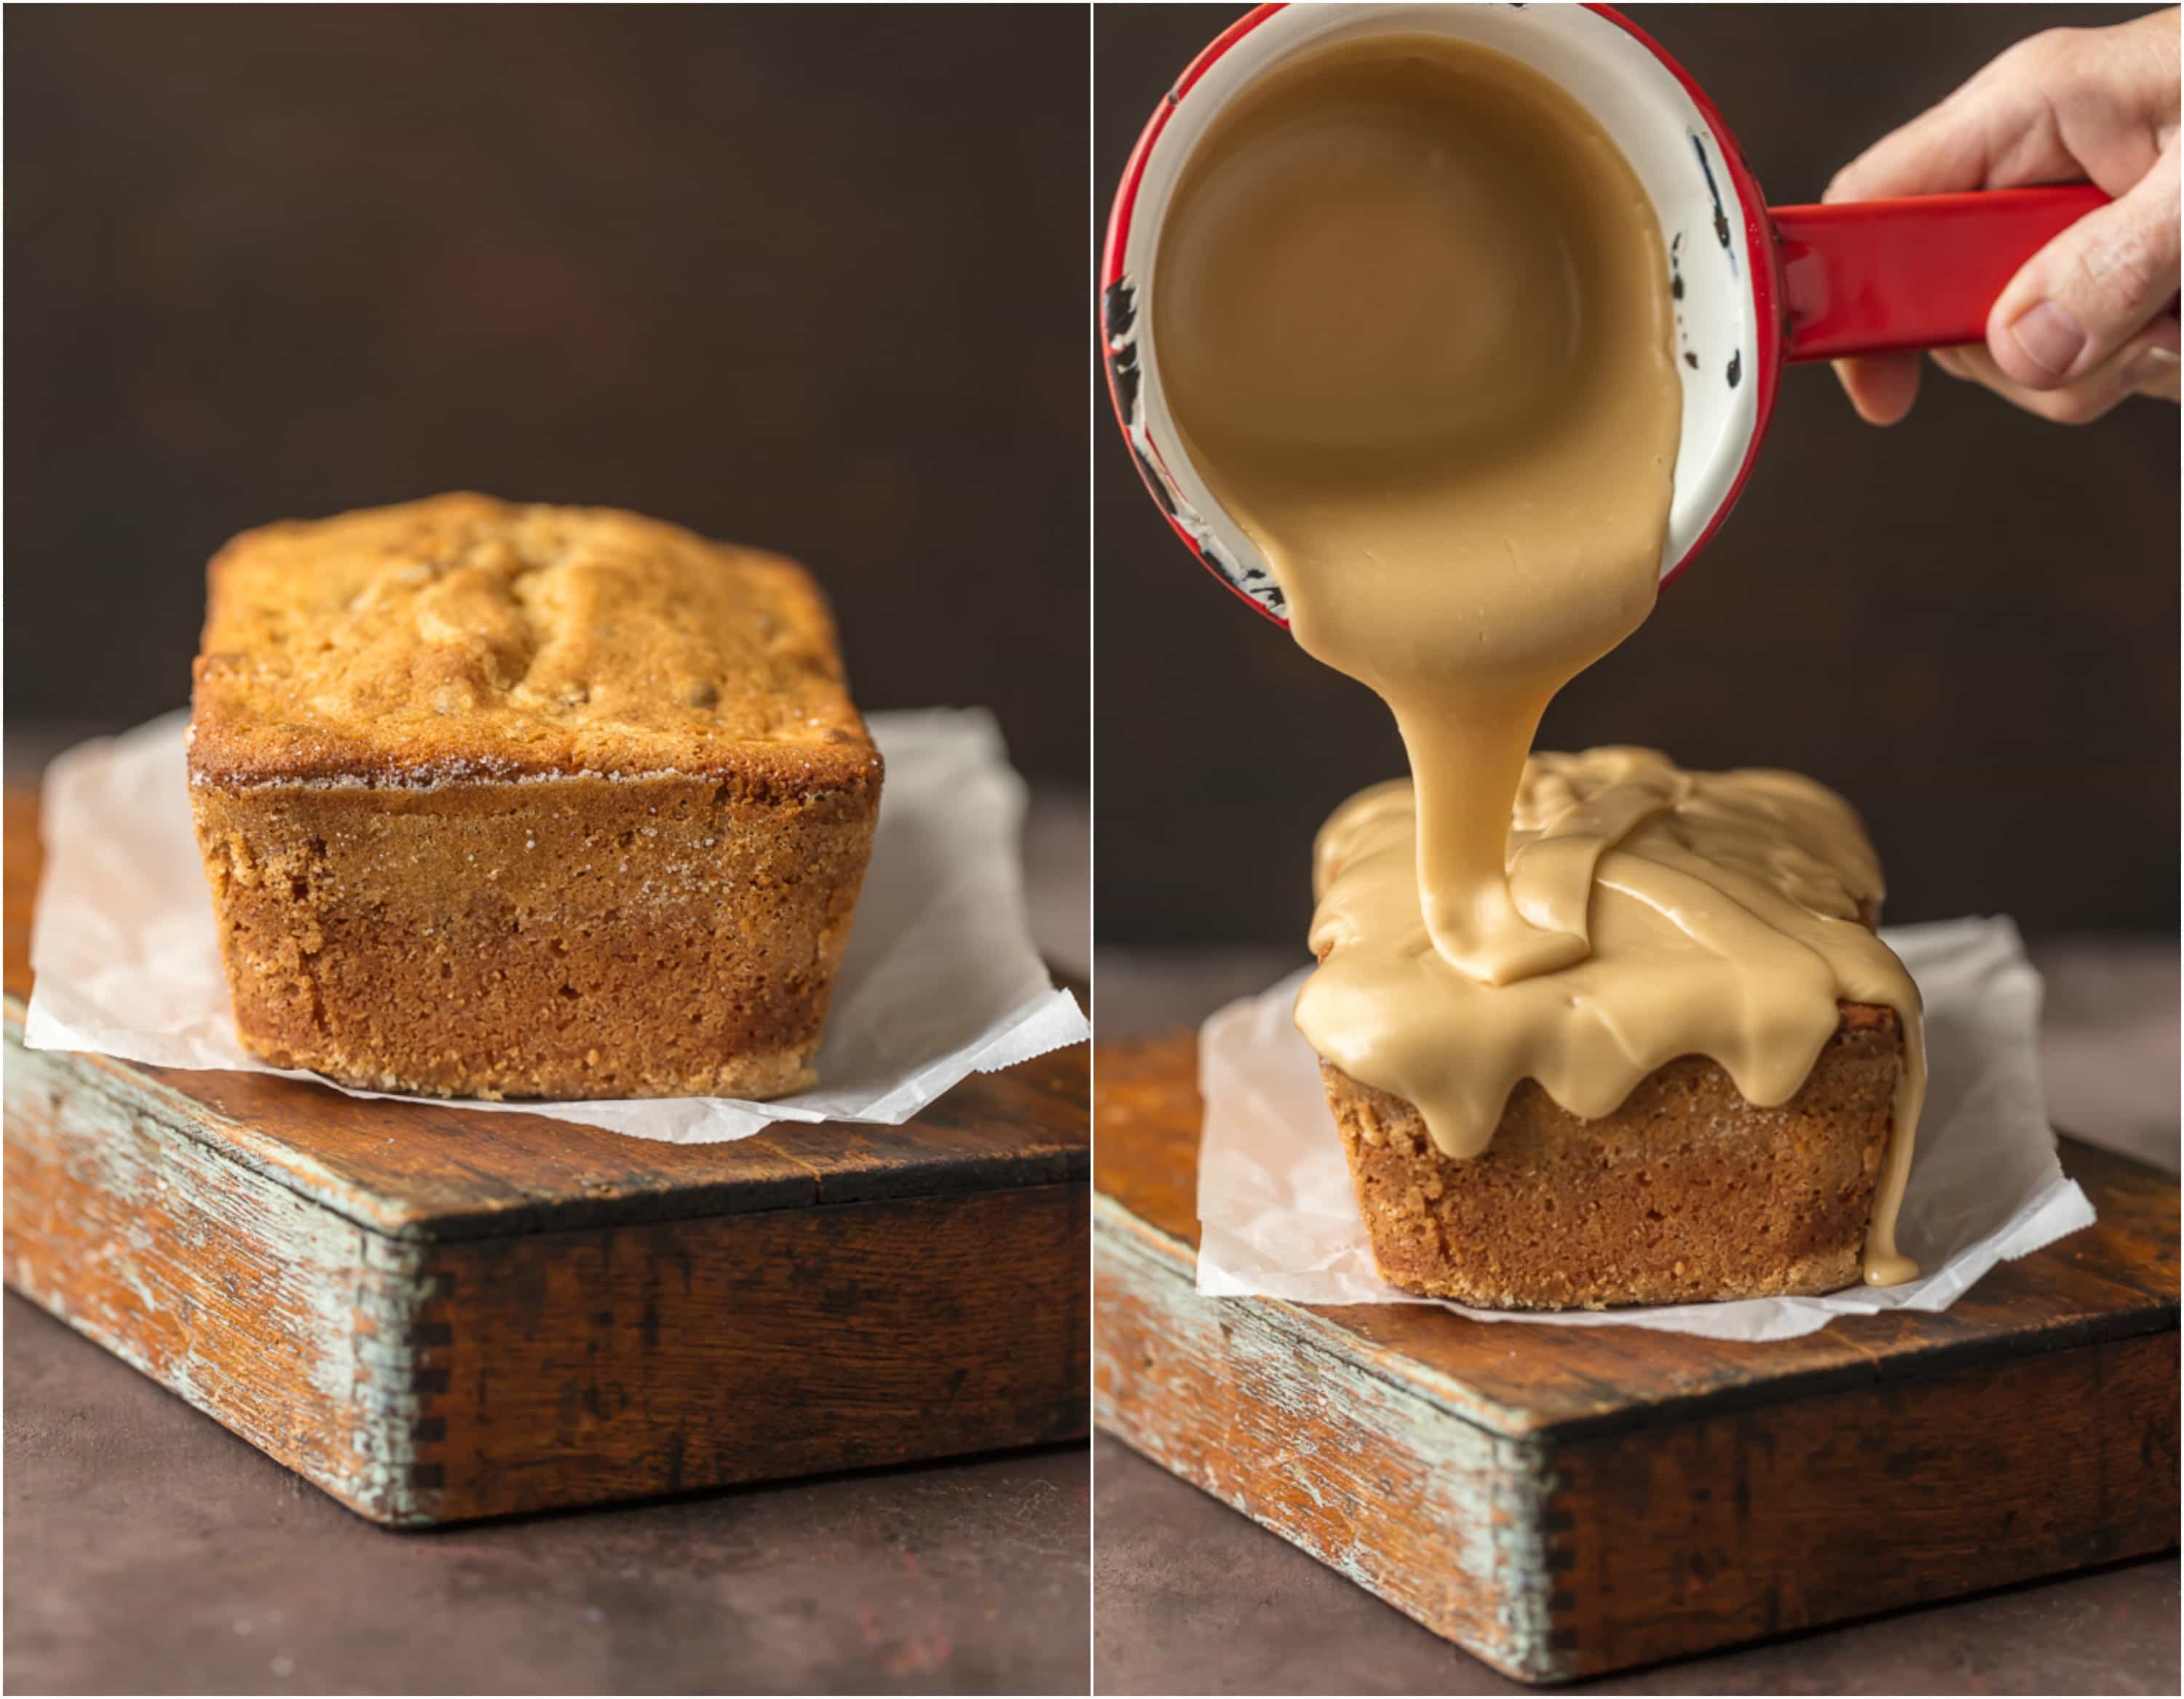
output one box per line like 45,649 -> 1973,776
1096,3 -> 2180,944
6,4 -> 1087,780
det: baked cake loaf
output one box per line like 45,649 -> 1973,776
1322,1002 -> 1903,1310
187,493 -> 881,1100
1300,752 -> 1925,1308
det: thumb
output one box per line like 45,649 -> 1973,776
1987,148 -> 2182,389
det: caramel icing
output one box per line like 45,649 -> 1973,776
1302,754 -> 1923,1285
1154,33 -> 1924,1285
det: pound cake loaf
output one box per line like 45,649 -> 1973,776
187,493 -> 882,1100
1322,1002 -> 1903,1310
1299,751 -> 1925,1309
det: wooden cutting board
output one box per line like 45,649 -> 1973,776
1095,1032 -> 2179,1684
3,786 -> 1088,1526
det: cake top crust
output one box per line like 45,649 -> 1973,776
188,494 -> 879,791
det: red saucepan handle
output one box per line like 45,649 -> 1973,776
1772,184 -> 2112,363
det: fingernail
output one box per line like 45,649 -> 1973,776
2006,301 -> 2089,378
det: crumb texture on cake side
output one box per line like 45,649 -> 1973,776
186,494 -> 883,1101
1324,1004 -> 1902,1309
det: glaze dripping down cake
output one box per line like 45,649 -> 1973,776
1300,749 -> 1926,1309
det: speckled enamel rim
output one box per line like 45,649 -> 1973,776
1099,2 -> 1784,627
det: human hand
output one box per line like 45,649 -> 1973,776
1827,8 -> 2180,425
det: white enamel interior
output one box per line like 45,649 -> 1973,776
1123,1 -> 1765,590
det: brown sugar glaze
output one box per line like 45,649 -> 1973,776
1154,33 -> 1921,1284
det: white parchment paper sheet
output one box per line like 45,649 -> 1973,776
1196,916 -> 2095,1340
24,708 -> 1088,1144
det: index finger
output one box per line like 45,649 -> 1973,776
1827,34 -> 2080,202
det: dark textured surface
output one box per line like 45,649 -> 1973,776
1093,1433 -> 2178,1697
4,1295 -> 1089,1696
1095,2 -> 2180,943
6,7 -> 1086,780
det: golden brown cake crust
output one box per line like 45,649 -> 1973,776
187,496 -> 882,1101
1324,1004 -> 1902,1309
189,492 -> 879,790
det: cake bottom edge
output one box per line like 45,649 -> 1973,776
234,1031 -> 821,1104
1318,1008 -> 1900,1311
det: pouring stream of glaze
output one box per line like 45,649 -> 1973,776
1154,31 -> 1921,1283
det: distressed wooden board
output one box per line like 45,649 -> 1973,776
1093,1033 -> 2180,1682
4,785 -> 1089,1525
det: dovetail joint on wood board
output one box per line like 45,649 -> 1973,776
4,1034 -> 448,1526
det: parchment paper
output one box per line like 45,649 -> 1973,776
24,708 -> 1087,1143
1196,916 -> 2094,1340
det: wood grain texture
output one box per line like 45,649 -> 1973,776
1093,1033 -> 2180,1681
4,785 -> 1090,1524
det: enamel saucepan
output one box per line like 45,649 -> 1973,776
1100,1 -> 2108,619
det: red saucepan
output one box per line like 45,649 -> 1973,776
1101,1 -> 2107,619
